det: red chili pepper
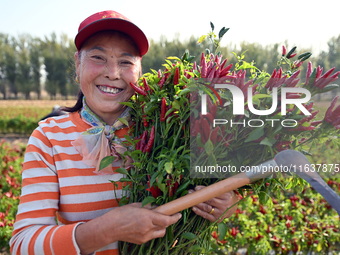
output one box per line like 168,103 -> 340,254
129,82 -> 147,96
144,126 -> 155,153
160,97 -> 167,122
166,175 -> 179,197
142,77 -> 151,92
146,178 -> 162,198
208,86 -> 223,106
142,115 -> 149,127
136,130 -> 148,151
230,227 -> 238,237
200,53 -> 207,78
287,53 -> 297,59
200,117 -> 210,144
173,67 -> 180,85
282,45 -> 287,56
219,63 -> 233,77
210,127 -> 219,143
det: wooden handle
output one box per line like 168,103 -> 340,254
153,172 -> 251,215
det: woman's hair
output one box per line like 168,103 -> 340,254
61,90 -> 84,112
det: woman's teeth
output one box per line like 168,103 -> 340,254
97,86 -> 123,94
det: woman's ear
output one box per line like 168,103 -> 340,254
74,51 -> 81,77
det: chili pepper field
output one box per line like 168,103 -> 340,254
0,100 -> 339,254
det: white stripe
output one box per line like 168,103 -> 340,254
45,132 -> 81,141
13,218 -> 56,235
22,167 -> 56,179
34,226 -> 55,255
58,208 -> 113,222
21,183 -> 59,196
17,200 -> 58,214
58,173 -> 124,187
98,241 -> 118,252
54,159 -> 88,170
61,190 -> 124,205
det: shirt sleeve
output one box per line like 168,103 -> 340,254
10,126 -> 82,255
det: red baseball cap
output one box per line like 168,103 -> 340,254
75,10 -> 149,56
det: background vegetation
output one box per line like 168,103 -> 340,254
0,32 -> 339,100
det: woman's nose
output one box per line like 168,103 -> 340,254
105,62 -> 120,80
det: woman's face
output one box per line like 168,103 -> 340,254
75,31 -> 141,125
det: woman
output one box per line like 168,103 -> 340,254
10,10 -> 238,255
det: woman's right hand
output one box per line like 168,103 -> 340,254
108,203 -> 182,244
75,203 -> 182,254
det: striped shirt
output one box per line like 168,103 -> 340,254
10,112 -> 129,255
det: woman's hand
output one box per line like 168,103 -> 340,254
75,203 -> 181,254
189,186 -> 239,222
110,203 -> 182,244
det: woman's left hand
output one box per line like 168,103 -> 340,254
189,186 -> 239,222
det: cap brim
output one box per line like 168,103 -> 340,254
75,18 -> 149,56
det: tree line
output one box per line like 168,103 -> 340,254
0,32 -> 339,100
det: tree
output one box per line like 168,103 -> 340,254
30,38 -> 42,99
3,37 -> 18,98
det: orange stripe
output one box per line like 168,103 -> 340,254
49,139 -> 74,147
96,249 -> 119,255
43,227 -> 55,255
23,160 -> 55,172
20,192 -> 59,204
58,168 -> 95,178
31,129 -> 53,148
42,125 -> 82,134
115,127 -> 129,137
59,199 -> 119,213
28,226 -> 46,255
54,152 -> 82,162
16,208 -> 56,222
60,183 -> 113,195
58,167 -> 125,178
52,224 -> 78,254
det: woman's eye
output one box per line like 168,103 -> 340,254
91,55 -> 105,61
120,60 -> 134,66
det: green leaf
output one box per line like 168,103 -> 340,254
245,127 -> 264,142
167,56 -> 181,61
260,137 -> 276,147
175,179 -> 191,195
204,139 -> 214,155
164,161 -> 173,174
218,27 -> 229,39
181,232 -> 197,240
115,168 -> 129,175
141,196 -> 156,207
237,61 -> 257,70
320,84 -> 339,93
99,156 -> 115,171
118,117 -> 129,127
210,22 -> 215,31
197,35 -> 207,44
118,178 -> 132,182
218,222 -> 227,240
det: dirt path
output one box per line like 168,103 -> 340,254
0,134 -> 29,145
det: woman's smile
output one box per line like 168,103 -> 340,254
96,85 -> 124,95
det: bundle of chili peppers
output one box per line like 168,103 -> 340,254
111,38 -> 340,253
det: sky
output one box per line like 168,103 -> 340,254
1,0 -> 339,55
